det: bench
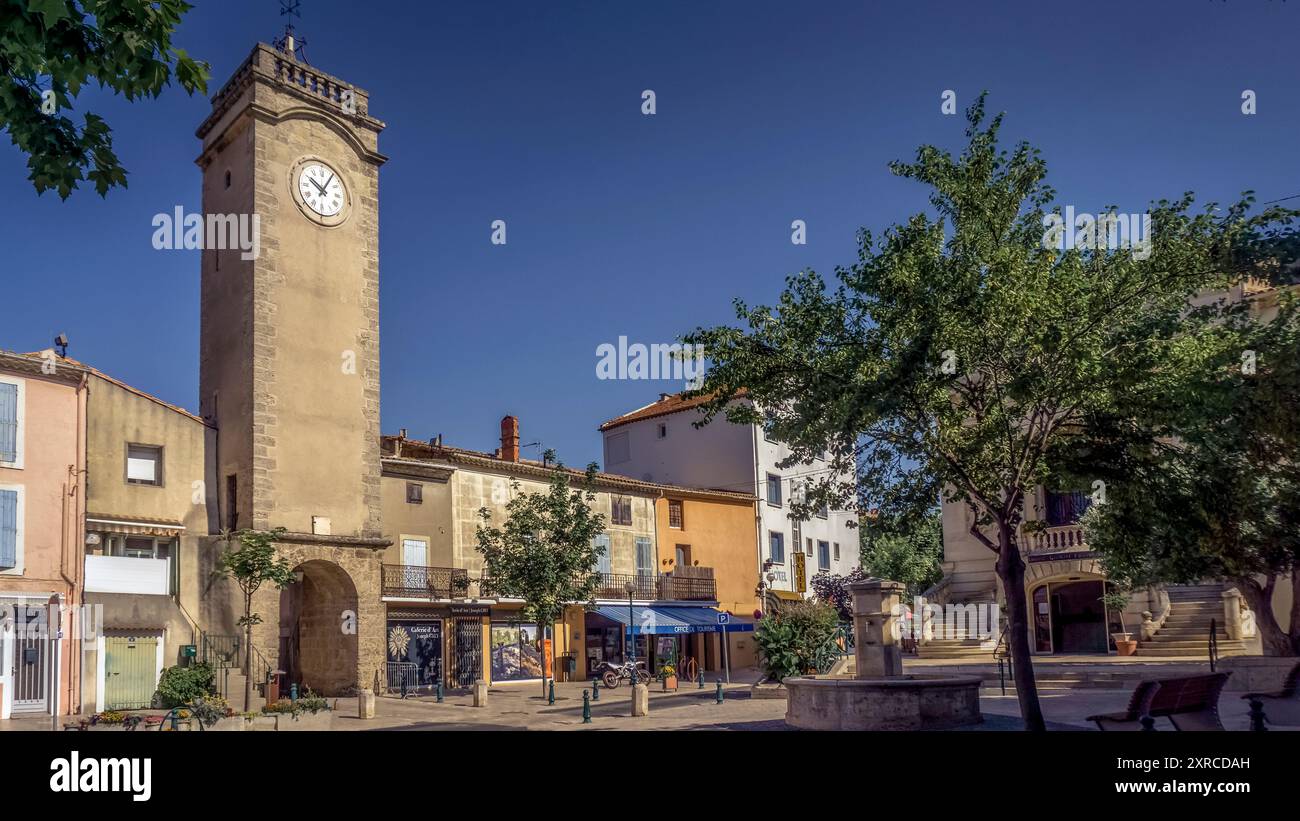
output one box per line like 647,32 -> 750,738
1241,662 -> 1300,729
1087,672 -> 1231,731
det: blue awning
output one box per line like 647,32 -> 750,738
591,604 -> 755,635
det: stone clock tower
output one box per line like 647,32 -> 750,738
195,42 -> 388,695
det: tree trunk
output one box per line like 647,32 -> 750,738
1290,571 -> 1300,656
243,593 -> 255,711
995,521 -> 1046,732
1238,575 -> 1295,657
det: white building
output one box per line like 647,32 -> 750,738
599,392 -> 859,599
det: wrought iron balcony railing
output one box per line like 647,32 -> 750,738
478,570 -> 718,602
382,564 -> 472,599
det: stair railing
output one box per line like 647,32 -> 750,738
1209,618 -> 1219,672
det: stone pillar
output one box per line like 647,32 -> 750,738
473,679 -> 488,707
358,688 -> 375,719
1222,589 -> 1243,640
631,683 -> 649,716
849,579 -> 906,679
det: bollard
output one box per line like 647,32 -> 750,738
548,679 -> 556,705
697,670 -> 704,689
1248,698 -> 1268,732
290,682 -> 299,702
582,690 -> 592,724
715,679 -> 724,704
591,678 -> 599,701
436,679 -> 444,703
1140,715 -> 1156,732
358,688 -> 376,720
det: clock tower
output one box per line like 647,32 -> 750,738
195,42 -> 388,695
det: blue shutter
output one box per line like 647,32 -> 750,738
0,383 -> 17,463
594,534 -> 612,574
635,537 -> 654,576
0,489 -> 17,570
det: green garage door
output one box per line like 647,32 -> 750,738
104,635 -> 159,710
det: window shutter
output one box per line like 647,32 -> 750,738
635,537 -> 654,576
0,383 -> 17,462
0,489 -> 17,569
594,534 -> 612,574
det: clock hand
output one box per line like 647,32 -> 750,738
323,173 -> 336,191
308,177 -> 328,196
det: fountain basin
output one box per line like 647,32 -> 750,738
785,674 -> 983,730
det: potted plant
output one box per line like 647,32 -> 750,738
658,661 -> 678,692
1101,588 -> 1138,656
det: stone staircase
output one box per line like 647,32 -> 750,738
1137,585 -> 1246,658
214,667 -> 266,712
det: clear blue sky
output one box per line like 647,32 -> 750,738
1,0 -> 1295,467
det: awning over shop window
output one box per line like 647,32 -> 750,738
86,515 -> 185,538
771,590 -> 804,602
591,604 -> 755,635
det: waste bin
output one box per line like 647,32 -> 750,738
266,671 -> 285,703
561,654 -> 577,682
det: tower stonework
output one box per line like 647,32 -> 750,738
196,43 -> 388,695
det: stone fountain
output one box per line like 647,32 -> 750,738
785,579 -> 983,730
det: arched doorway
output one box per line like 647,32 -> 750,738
279,560 -> 359,695
1030,578 -> 1112,654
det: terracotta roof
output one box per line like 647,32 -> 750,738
14,350 -> 207,426
598,389 -> 746,432
380,435 -> 755,503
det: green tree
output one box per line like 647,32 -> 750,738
682,96 -> 1294,730
1057,294 -> 1300,655
216,527 -> 295,710
859,509 -> 944,598
475,453 -> 607,694
1,0 -> 209,197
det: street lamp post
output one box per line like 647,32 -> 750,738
624,581 -> 637,671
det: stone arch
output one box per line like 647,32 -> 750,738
279,559 -> 360,696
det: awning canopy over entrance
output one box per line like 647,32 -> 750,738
591,604 -> 755,635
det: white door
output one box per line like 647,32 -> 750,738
402,539 -> 427,567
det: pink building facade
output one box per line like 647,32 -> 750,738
0,351 -> 87,718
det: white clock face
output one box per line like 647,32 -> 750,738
297,163 -> 345,217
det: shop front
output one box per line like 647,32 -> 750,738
584,604 -> 755,679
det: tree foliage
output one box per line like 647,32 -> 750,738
753,600 -> 840,681
858,508 -> 944,598
1057,295 -> 1300,655
475,456 -> 607,631
809,568 -> 869,622
1,0 -> 209,197
682,94 -> 1296,729
216,527 -> 295,630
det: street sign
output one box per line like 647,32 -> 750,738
716,612 -> 730,625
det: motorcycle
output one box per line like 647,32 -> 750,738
594,659 -> 651,689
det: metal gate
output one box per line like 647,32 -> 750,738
451,619 -> 482,688
12,606 -> 48,712
104,635 -> 159,710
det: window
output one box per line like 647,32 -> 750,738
607,432 -> 630,464
762,410 -> 778,442
611,495 -> 632,526
806,537 -> 813,557
226,474 -> 238,531
818,540 -> 831,570
668,499 -> 683,529
635,537 -> 655,577
0,487 -> 20,571
126,444 -> 163,486
768,531 -> 785,564
675,544 -> 690,569
1045,490 -> 1091,526
766,473 -> 782,506
0,378 -> 21,467
224,170 -> 232,189
401,538 -> 427,566
592,533 -> 612,574
817,503 -> 829,519
833,542 -> 841,561
656,423 -> 667,439
406,482 -> 423,504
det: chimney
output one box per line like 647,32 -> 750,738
500,416 -> 520,462
659,393 -> 672,402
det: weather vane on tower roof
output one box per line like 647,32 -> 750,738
273,0 -> 309,63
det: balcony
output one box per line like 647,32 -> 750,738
381,564 -> 471,599
84,555 -> 171,595
1021,523 -> 1088,555
588,571 -> 719,601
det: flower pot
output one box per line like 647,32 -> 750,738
662,675 -> 678,692
1114,639 -> 1138,656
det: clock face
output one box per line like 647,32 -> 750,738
296,162 -> 345,218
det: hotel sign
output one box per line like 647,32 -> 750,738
1028,550 -> 1098,563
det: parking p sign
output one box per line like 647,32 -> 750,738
717,611 -> 730,625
